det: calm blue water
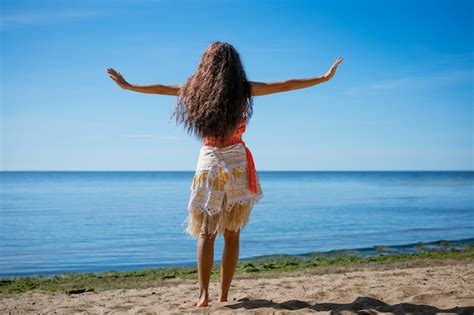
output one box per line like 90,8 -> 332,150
1,171 -> 473,278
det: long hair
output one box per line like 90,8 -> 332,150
173,41 -> 253,143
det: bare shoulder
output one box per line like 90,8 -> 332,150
167,83 -> 183,96
168,83 -> 183,90
249,81 -> 271,97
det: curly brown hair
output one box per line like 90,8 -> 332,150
172,41 -> 253,143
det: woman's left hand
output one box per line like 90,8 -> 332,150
107,68 -> 131,90
324,56 -> 343,81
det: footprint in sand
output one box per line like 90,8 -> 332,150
110,304 -> 135,311
135,308 -> 159,315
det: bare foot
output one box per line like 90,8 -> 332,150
196,292 -> 209,307
218,295 -> 228,302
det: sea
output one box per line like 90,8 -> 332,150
0,171 -> 473,278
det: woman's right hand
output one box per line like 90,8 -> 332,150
324,56 -> 343,81
107,68 -> 131,90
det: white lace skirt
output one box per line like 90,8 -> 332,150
183,143 -> 263,238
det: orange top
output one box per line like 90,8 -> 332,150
204,118 -> 246,145
204,112 -> 258,194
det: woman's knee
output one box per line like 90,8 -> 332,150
223,229 -> 240,241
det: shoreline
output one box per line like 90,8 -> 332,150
1,237 -> 472,280
1,242 -> 472,295
1,258 -> 473,314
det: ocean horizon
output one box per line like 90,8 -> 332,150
1,170 -> 473,278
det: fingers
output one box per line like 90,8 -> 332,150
108,74 -> 122,86
107,68 -> 125,83
108,72 -> 119,81
330,57 -> 343,71
107,68 -> 117,79
108,71 -> 119,79
107,68 -> 122,77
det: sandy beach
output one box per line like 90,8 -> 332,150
1,259 -> 473,314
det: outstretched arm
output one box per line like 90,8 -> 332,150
107,68 -> 181,96
250,56 -> 343,96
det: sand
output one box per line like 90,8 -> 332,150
1,260 -> 473,314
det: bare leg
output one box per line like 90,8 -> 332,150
196,230 -> 217,307
219,228 -> 240,302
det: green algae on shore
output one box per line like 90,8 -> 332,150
1,245 -> 473,295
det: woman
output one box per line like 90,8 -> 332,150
107,41 -> 342,307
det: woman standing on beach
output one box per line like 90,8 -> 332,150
107,41 -> 342,307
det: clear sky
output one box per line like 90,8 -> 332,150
1,0 -> 473,171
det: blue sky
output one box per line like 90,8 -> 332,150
1,0 -> 473,171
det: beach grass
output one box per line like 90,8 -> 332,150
1,244 -> 472,295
